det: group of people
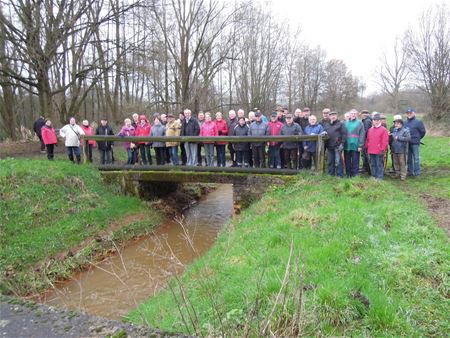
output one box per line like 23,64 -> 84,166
35,106 -> 426,180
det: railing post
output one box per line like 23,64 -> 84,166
316,134 -> 325,173
83,139 -> 88,164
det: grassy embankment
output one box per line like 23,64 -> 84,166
0,158 -> 163,295
128,136 -> 449,336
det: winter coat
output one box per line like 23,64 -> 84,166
324,119 -> 347,149
390,126 -> 411,154
81,126 -> 96,146
150,124 -> 166,147
200,121 -> 218,144
294,116 -> 309,131
404,116 -> 426,145
33,117 -> 46,137
365,126 -> 389,155
344,119 -> 365,151
96,124 -> 114,150
165,119 -> 182,147
215,119 -> 228,145
248,120 -> 269,147
233,124 -> 250,151
41,126 -> 58,145
118,125 -> 135,149
181,117 -> 200,137
362,116 -> 372,137
320,118 -> 331,129
268,120 -> 284,146
135,120 -> 151,145
280,122 -> 303,149
304,124 -> 324,153
60,124 -> 85,147
227,118 -> 238,136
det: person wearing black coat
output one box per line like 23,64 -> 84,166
227,110 -> 238,167
360,110 -> 372,174
233,117 -> 250,167
324,112 -> 347,177
96,118 -> 114,164
404,108 -> 426,176
33,116 -> 47,152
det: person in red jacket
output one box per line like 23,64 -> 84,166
268,111 -> 284,168
135,114 -> 152,165
41,119 -> 58,160
80,120 -> 96,163
214,112 -> 228,167
200,112 -> 218,166
365,113 -> 389,179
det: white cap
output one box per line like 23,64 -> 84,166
393,115 -> 403,122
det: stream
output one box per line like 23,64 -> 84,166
39,184 -> 233,320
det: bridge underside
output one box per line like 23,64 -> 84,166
99,165 -> 299,184
99,165 -> 297,212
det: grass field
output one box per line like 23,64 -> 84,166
127,137 -> 449,336
0,158 -> 162,295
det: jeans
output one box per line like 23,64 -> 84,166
84,144 -> 93,163
228,143 -> 236,165
197,144 -> 204,166
99,149 -> 112,165
204,143 -> 215,166
126,148 -> 134,164
283,148 -> 298,169
185,142 -> 198,166
252,145 -> 265,168
407,144 -> 421,176
169,146 -> 179,165
180,143 -> 187,165
138,144 -> 152,165
236,150 -> 249,167
46,144 -> 54,160
344,150 -> 360,177
216,144 -> 226,167
369,154 -> 385,179
66,146 -> 81,163
268,146 -> 281,168
327,148 -> 343,177
155,147 -> 166,165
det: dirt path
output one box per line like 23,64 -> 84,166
420,193 -> 450,237
0,295 -> 184,338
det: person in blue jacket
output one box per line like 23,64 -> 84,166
404,108 -> 426,176
303,115 -> 325,170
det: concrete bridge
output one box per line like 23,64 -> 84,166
84,134 -> 327,211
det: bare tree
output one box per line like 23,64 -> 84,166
322,59 -> 360,112
377,37 -> 410,114
404,3 -> 450,121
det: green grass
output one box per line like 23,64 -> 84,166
127,137 -> 449,336
420,136 -> 450,169
0,158 -> 161,294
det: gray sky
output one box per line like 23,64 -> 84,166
260,0 -> 449,95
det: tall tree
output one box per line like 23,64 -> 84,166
377,37 -> 410,114
404,4 -> 450,121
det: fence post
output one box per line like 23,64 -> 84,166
83,139 -> 88,164
316,134 -> 325,173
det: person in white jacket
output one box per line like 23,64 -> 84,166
60,117 -> 85,164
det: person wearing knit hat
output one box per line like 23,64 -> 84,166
390,114 -> 411,180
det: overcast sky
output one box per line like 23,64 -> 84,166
258,0 -> 449,96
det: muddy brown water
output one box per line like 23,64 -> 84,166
39,184 -> 233,320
